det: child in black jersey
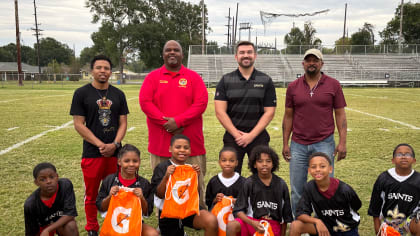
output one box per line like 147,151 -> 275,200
96,144 -> 158,236
227,145 -> 293,236
290,152 -> 361,236
368,143 -> 420,236
205,146 -> 246,210
151,134 -> 218,236
24,162 -> 78,236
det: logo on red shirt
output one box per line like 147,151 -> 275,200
179,78 -> 188,87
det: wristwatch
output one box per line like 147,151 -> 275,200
113,141 -> 121,149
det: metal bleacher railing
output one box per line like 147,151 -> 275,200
188,44 -> 420,87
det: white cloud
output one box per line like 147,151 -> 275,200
1,0 -> 418,56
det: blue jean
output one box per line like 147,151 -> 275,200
290,134 -> 335,217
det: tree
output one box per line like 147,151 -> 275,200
79,46 -> 97,67
334,37 -> 351,54
86,0 -> 210,70
380,2 -> 420,44
86,0 -> 151,82
34,37 -> 73,66
351,23 -> 375,45
0,43 -> 36,65
283,21 -> 321,54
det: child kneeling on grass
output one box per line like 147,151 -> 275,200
289,152 -> 361,236
24,162 -> 78,236
96,144 -> 158,236
151,134 -> 218,236
227,145 -> 293,236
368,143 -> 420,236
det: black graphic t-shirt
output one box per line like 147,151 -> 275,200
70,83 -> 129,157
24,178 -> 78,235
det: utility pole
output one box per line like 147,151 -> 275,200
14,0 -> 23,86
201,0 -> 205,55
225,8 -> 231,48
342,3 -> 347,45
398,0 -> 404,53
233,3 -> 239,47
32,0 -> 42,80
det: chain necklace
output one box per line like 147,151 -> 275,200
94,85 -> 109,106
309,75 -> 321,97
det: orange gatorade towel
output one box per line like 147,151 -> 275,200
100,187 -> 142,236
253,220 -> 275,236
379,222 -> 401,236
160,165 -> 199,219
211,196 -> 234,236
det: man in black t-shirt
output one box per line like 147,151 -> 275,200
214,41 -> 277,173
70,55 -> 129,235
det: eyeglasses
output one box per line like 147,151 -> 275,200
394,153 -> 413,158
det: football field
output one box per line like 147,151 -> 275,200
0,82 -> 419,235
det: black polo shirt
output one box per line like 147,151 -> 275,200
215,68 -> 276,133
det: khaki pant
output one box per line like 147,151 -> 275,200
150,153 -> 207,210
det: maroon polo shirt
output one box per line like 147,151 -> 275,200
285,73 -> 346,145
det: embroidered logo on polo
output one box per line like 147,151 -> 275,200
160,80 -> 168,83
254,84 -> 264,88
179,78 -> 188,88
111,206 -> 132,233
97,98 -> 113,126
172,178 -> 191,204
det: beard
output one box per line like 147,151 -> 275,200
238,58 -> 254,68
305,66 -> 318,76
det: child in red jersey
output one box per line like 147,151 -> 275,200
96,144 -> 158,236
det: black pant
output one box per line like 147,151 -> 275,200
223,130 -> 270,174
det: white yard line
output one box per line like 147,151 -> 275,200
0,94 -> 69,103
345,93 -> 416,103
127,127 -> 136,132
6,127 -> 19,131
0,120 -> 73,156
346,107 -> 420,130
127,97 -> 138,101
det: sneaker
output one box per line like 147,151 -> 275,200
87,230 -> 98,236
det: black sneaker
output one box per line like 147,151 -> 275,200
87,230 -> 98,236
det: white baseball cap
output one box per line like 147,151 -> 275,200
303,48 -> 323,60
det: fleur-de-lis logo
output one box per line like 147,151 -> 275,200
387,205 -> 406,220
333,220 -> 351,232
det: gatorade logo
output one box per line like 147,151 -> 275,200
172,178 -> 191,204
217,205 -> 234,231
111,206 -> 132,233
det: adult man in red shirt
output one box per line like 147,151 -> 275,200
139,40 -> 208,208
282,49 -> 347,216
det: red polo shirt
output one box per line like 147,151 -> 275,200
139,65 -> 208,157
285,73 -> 346,145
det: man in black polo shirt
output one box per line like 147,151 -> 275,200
214,41 -> 277,173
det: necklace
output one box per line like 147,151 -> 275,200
94,85 -> 109,106
309,75 -> 321,97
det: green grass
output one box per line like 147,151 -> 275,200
0,83 -> 419,235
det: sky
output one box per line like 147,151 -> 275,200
0,0 -> 417,56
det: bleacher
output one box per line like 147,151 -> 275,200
188,53 -> 420,87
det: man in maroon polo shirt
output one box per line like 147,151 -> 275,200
282,48 -> 347,216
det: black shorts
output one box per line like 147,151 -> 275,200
159,214 -> 197,236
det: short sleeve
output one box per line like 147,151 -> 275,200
62,179 -> 78,217
295,184 -> 313,217
333,81 -> 346,109
285,83 -> 294,108
118,91 -> 129,115
24,198 -> 39,236
263,78 -> 277,107
368,175 -> 384,217
214,77 -> 227,101
280,182 -> 293,223
69,89 -> 86,116
232,179 -> 250,217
